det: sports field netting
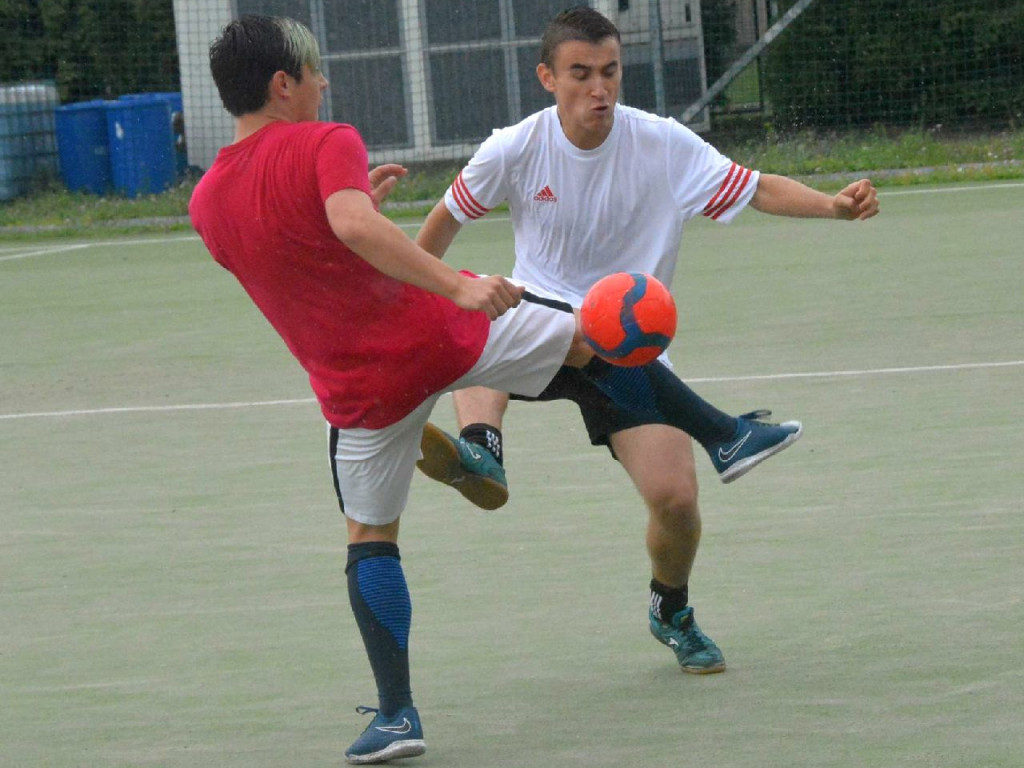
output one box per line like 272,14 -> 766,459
3,1 -> 1022,200
2,182 -> 1023,767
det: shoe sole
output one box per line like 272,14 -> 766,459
345,739 -> 426,764
719,420 -> 804,484
650,627 -> 728,675
416,423 -> 509,510
680,660 -> 727,675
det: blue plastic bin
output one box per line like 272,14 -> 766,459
119,92 -> 186,179
106,97 -> 175,197
55,100 -> 113,194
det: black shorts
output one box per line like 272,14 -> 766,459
511,365 -> 666,450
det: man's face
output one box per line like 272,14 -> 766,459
291,64 -> 327,121
537,36 -> 621,150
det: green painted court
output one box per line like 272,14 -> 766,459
2,182 -> 1022,767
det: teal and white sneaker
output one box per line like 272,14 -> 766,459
707,410 -> 803,484
345,705 -> 425,765
649,606 -> 726,674
416,423 -> 508,510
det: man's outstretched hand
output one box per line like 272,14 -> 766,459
834,178 -> 879,221
369,164 -> 407,207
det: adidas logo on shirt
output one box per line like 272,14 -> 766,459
533,185 -> 557,202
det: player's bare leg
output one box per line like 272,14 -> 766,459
612,424 -> 701,586
453,386 -> 509,431
416,388 -> 511,510
417,324 -> 592,510
612,424 -> 726,674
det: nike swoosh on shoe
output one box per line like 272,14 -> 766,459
376,719 -> 412,735
717,430 -> 752,463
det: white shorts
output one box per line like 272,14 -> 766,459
329,282 -> 576,525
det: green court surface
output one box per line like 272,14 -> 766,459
2,182 -> 1022,767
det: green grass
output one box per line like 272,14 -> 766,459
2,127 -> 1023,238
2,182 -> 1023,767
727,126 -> 1024,180
721,63 -> 763,108
0,177 -> 198,237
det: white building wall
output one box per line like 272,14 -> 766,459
173,0 -> 234,170
173,1 -> 706,171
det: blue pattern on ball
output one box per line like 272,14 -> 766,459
591,272 -> 672,360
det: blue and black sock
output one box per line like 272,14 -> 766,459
346,541 -> 413,716
582,357 -> 737,447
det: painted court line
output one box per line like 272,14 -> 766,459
3,182 -> 1022,263
0,235 -> 198,262
0,243 -> 90,262
0,225 -> 437,263
2,360 -> 1020,422
0,398 -> 316,422
3,180 -> 1022,261
687,360 -> 1024,384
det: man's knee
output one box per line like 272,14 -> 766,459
644,478 -> 698,517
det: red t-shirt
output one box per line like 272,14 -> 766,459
189,121 -> 489,429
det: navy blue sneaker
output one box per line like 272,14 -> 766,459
416,423 -> 508,510
345,705 -> 425,765
707,410 -> 803,484
649,606 -> 726,674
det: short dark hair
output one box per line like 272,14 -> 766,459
539,6 -> 621,69
209,15 -> 320,116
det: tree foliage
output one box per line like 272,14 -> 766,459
763,0 -> 1024,130
0,0 -> 178,102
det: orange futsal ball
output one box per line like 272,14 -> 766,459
581,272 -> 677,367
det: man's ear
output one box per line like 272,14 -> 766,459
268,70 -> 292,100
536,63 -> 556,94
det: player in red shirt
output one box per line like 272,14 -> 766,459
191,15 -> 596,764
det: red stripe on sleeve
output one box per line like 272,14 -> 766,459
704,165 -> 750,219
703,162 -> 737,216
704,164 -> 744,218
457,173 -> 489,217
449,175 -> 476,219
451,172 -> 488,219
707,166 -> 752,220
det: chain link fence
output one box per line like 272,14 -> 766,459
1,0 -> 1021,199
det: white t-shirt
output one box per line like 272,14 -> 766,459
444,104 -> 758,307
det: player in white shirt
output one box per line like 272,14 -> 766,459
417,6 -> 878,674
445,103 -> 756,307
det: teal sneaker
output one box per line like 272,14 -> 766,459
707,409 -> 803,484
416,423 -> 509,510
649,606 -> 726,674
345,705 -> 425,765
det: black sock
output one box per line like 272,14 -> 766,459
650,579 -> 689,622
346,542 -> 413,715
582,357 -> 737,447
460,422 -> 504,465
